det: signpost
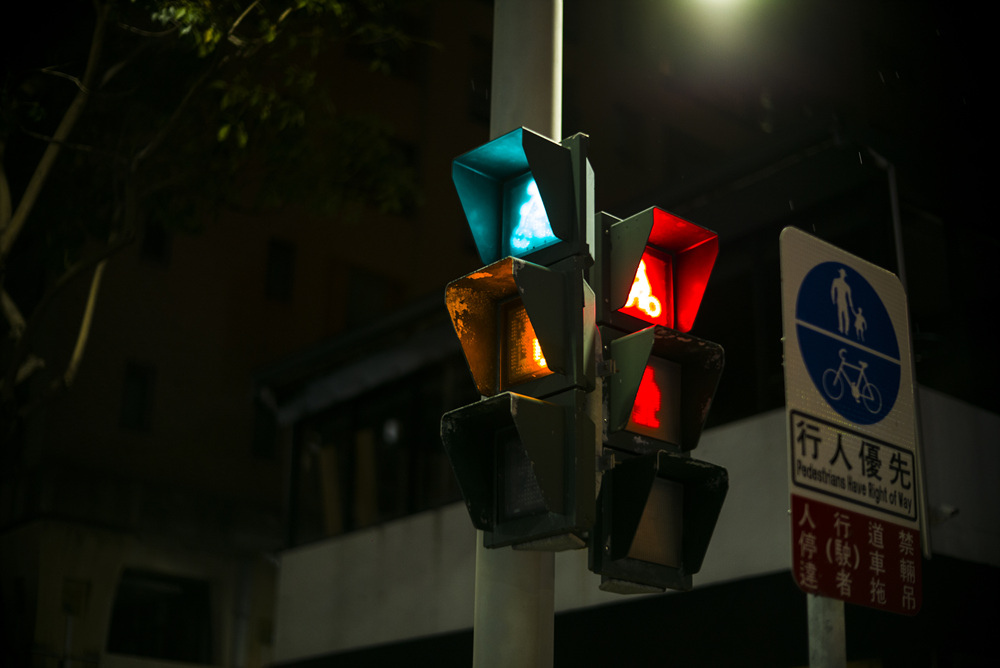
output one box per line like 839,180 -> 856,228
780,227 -> 923,663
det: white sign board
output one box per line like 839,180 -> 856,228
780,226 -> 922,615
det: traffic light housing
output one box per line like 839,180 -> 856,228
602,325 -> 724,454
584,203 -> 728,592
440,389 -> 595,550
590,450 -> 728,593
593,208 -> 718,332
444,256 -> 596,399
441,130 -> 730,584
453,127 -> 593,268
442,127 -> 599,550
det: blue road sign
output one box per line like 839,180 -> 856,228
795,261 -> 900,425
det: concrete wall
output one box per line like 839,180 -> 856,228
273,387 -> 999,663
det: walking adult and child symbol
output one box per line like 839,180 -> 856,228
831,268 -> 868,342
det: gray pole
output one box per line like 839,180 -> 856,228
807,594 -> 846,668
472,1 -> 562,667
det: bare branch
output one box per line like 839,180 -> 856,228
0,232 -> 134,402
18,128 -> 110,159
14,355 -> 45,386
0,144 -> 11,230
63,259 -> 107,388
229,1 -> 262,37
0,2 -> 110,268
1,289 -> 26,338
38,65 -> 90,93
117,22 -> 176,38
132,53 -> 223,169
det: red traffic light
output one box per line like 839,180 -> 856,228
598,208 -> 718,333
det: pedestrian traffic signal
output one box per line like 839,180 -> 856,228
444,256 -> 596,399
442,130 -> 730,583
440,389 -> 596,549
441,127 -> 599,550
602,325 -> 724,454
593,208 -> 718,332
453,127 -> 593,268
589,450 -> 728,593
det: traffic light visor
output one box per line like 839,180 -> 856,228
453,127 -> 578,265
605,327 -> 723,453
445,257 -> 584,397
608,208 -> 718,333
590,451 -> 729,592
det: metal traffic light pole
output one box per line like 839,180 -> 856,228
472,1 -> 562,667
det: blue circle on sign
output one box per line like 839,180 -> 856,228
795,262 -> 900,425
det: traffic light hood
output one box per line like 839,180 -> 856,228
599,208 -> 718,332
452,127 -> 592,267
445,256 -> 595,398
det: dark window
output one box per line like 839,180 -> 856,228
140,222 -> 171,264
106,569 -> 212,663
120,361 -> 155,432
265,238 -> 296,302
288,358 -> 475,546
252,397 -> 278,459
468,36 -> 492,125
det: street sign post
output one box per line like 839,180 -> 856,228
780,226 -> 922,617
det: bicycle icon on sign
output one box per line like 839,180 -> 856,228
822,348 -> 882,414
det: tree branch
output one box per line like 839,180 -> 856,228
0,143 -> 11,231
0,232 -> 133,399
132,52 -> 223,171
1,289 -> 26,338
63,259 -> 107,388
0,1 -> 110,269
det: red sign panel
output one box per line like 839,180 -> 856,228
791,494 -> 921,615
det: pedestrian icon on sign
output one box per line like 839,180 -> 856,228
831,268 -> 854,336
796,262 -> 901,425
830,268 -> 870,343
853,308 -> 867,341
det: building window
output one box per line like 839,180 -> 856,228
252,396 -> 278,459
140,221 -> 172,264
468,36 -> 491,124
106,569 -> 213,663
120,361 -> 155,432
265,238 -> 296,302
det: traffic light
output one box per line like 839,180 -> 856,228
441,127 -> 598,550
444,256 -> 596,400
586,206 -> 729,592
589,326 -> 727,591
441,129 -> 730,578
602,325 -> 724,454
590,450 -> 728,593
592,208 -> 718,332
440,389 -> 595,550
452,127 -> 593,268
